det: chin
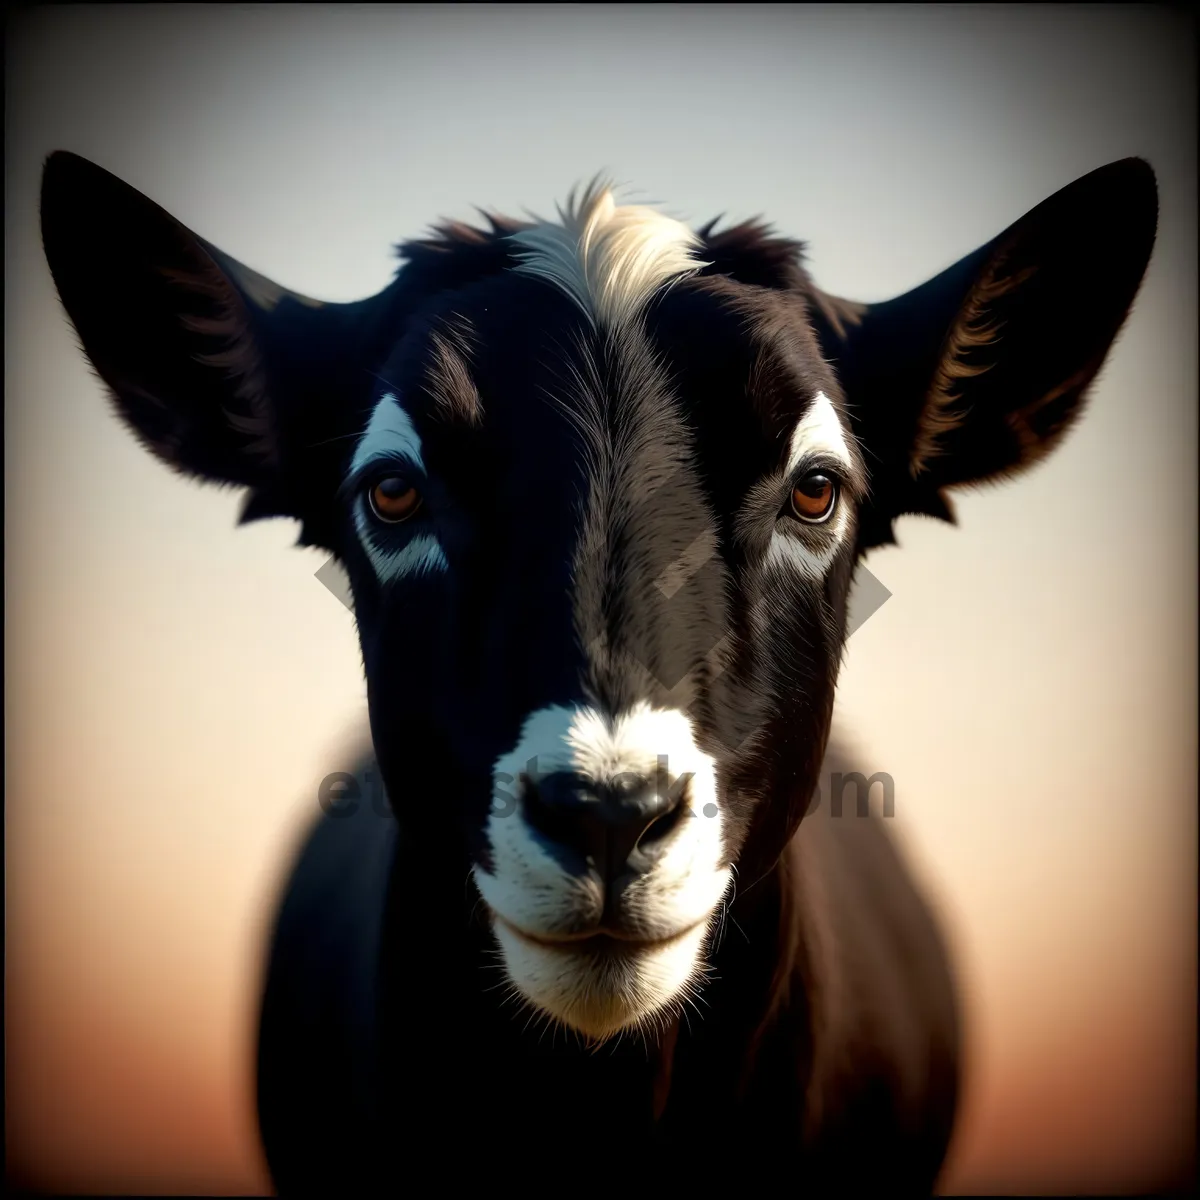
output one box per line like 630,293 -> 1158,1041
490,915 -> 716,1043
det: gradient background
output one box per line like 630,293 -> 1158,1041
5,5 -> 1196,1194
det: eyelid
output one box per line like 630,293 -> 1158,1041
788,458 -> 845,487
338,454 -> 425,504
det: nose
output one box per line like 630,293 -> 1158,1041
521,770 -> 688,881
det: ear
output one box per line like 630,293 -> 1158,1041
39,151 -> 383,548
803,158 -> 1158,550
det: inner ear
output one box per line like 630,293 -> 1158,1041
911,220 -> 1153,488
898,158 -> 1158,490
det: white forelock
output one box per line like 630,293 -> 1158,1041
508,178 -> 710,331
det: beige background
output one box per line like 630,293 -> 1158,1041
6,5 -> 1196,1193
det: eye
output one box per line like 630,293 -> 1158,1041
368,474 -> 422,523
790,471 -> 838,523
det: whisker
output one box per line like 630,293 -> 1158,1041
306,429 -> 369,449
366,367 -> 405,395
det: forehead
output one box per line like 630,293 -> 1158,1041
364,289 -> 853,489
371,275 -> 598,473
354,186 -> 859,485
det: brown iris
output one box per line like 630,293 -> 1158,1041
791,471 -> 837,523
369,475 -> 422,523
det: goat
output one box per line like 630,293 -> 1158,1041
40,154 -> 1157,1192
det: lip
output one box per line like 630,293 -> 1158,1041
491,911 -> 706,953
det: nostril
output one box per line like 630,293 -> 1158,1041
519,771 -> 688,877
520,774 -> 578,849
638,800 -> 687,849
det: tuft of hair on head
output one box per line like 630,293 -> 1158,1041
508,175 -> 711,332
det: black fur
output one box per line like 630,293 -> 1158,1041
39,152 -> 1157,1192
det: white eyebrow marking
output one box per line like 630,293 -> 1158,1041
349,393 -> 447,582
783,391 -> 852,475
349,393 -> 425,476
766,392 -> 855,582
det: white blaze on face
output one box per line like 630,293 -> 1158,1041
766,391 -> 855,581
474,701 -> 732,1042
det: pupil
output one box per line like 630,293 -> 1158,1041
378,477 -> 408,498
800,475 -> 829,497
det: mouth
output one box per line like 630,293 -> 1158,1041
484,902 -> 723,1041
491,911 -> 708,954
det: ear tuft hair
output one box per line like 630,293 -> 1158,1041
911,245 -> 1039,480
697,218 -> 811,292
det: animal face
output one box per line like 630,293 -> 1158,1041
338,208 -> 869,1037
40,155 -> 1156,1041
